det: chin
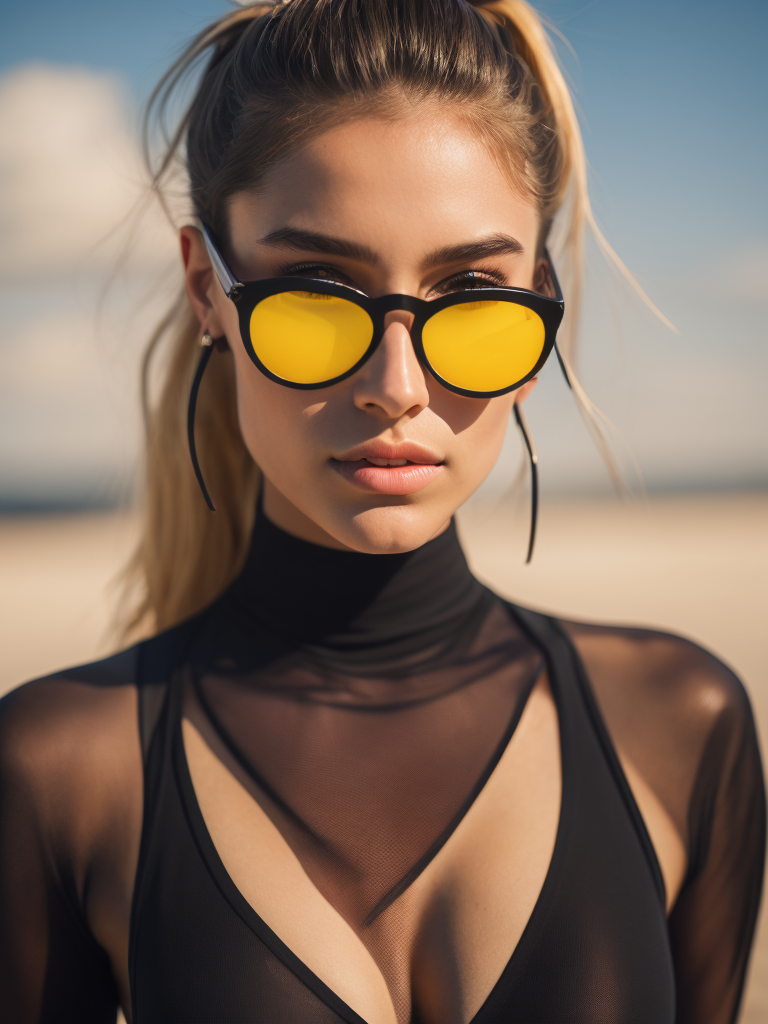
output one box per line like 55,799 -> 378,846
333,501 -> 452,554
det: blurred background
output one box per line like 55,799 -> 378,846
1,1 -> 766,1020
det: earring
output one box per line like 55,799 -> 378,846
187,332 -> 217,511
513,404 -> 538,563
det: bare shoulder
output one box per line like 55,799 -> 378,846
0,648 -> 142,846
558,618 -> 755,752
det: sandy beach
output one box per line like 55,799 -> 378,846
1,492 -> 766,1021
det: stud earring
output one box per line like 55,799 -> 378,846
187,332 -> 218,511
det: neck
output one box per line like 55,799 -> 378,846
260,480 -> 357,551
220,509 -> 486,662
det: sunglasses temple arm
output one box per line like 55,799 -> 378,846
187,341 -> 217,512
201,224 -> 243,301
554,343 -> 572,389
513,403 -> 538,564
543,248 -> 564,302
541,249 -> 570,390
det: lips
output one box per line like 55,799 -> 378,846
331,441 -> 444,495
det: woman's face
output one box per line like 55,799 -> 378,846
183,108 -> 550,553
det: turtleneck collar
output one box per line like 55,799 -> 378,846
221,511 -> 487,659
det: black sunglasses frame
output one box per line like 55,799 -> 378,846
201,225 -> 565,399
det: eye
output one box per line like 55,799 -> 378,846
279,262 -> 357,288
431,269 -> 506,295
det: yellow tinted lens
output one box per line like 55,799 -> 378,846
422,300 -> 545,392
249,290 -> 373,384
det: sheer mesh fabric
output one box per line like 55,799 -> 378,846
0,514 -> 764,1024
0,656 -> 142,1023
184,519 -> 543,1022
565,621 -> 766,1024
189,604 -> 541,1020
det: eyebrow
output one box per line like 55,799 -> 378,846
258,227 -> 524,271
259,228 -> 380,265
419,234 -> 524,270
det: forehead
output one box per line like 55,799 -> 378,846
228,110 -> 539,260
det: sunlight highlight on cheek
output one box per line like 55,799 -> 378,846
301,399 -> 329,421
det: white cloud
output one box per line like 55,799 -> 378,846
0,306 -> 143,484
0,64 -> 179,281
0,64 -> 188,502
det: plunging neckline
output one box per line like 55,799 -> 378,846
174,642 -> 572,1024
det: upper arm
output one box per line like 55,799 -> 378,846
0,664 -> 143,1022
667,672 -> 765,1024
562,619 -> 766,1024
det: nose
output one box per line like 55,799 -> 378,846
351,310 -> 430,420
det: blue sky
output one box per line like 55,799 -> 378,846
1,0 -> 766,504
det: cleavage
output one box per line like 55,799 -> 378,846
182,649 -> 561,1024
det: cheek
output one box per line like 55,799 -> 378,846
230,346 -> 338,492
428,386 -> 514,482
225,307 -> 329,477
231,349 -> 308,465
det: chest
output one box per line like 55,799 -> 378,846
129,676 -> 676,1024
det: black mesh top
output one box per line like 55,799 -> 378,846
0,513 -> 764,1024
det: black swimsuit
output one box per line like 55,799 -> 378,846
0,514 -> 764,1024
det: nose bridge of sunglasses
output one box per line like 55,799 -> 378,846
382,307 -> 417,333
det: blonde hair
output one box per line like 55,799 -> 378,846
121,0 -> 661,637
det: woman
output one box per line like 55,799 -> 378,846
0,2 -> 764,1022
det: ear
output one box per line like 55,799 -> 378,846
532,256 -> 555,298
180,225 -> 228,337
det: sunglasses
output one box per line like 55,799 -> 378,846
201,225 -> 565,398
